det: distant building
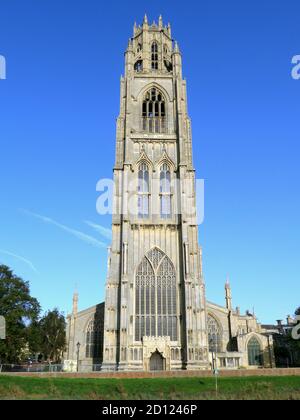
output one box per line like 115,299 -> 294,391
262,317 -> 300,367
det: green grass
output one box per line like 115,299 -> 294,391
0,375 -> 299,400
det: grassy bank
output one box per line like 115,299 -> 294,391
0,375 -> 299,400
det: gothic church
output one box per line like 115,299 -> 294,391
65,16 -> 274,372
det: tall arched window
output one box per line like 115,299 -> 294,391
207,315 -> 222,353
248,336 -> 262,366
138,163 -> 149,218
151,42 -> 158,70
135,248 -> 178,342
160,164 -> 172,218
135,257 -> 155,340
156,255 -> 177,339
85,319 -> 103,359
142,88 -> 166,133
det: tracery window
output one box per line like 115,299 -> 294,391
138,163 -> 149,218
142,88 -> 166,133
207,315 -> 222,353
160,164 -> 172,218
85,319 -> 103,359
147,248 -> 165,269
135,248 -> 178,342
248,336 -> 262,366
151,42 -> 158,70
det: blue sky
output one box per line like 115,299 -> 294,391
0,0 -> 299,324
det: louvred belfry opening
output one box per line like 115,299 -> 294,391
142,88 -> 166,133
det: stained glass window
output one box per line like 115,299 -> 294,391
135,248 -> 178,342
85,318 -> 103,359
135,257 -> 155,341
248,336 -> 262,366
207,314 -> 222,353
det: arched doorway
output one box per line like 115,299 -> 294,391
150,351 -> 165,371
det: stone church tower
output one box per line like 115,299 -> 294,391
65,17 -> 275,373
102,16 -> 209,371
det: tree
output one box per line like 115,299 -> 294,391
38,309 -> 66,363
295,307 -> 300,316
27,319 -> 42,355
0,265 -> 40,363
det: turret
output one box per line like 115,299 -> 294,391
72,289 -> 78,316
172,41 -> 182,79
225,276 -> 232,311
158,15 -> 163,29
143,14 -> 149,29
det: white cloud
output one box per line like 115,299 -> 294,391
21,209 -> 108,249
84,221 -> 112,241
0,249 -> 38,273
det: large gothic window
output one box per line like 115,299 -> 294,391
151,42 -> 158,70
142,88 -> 166,133
247,336 -> 262,366
138,163 -> 149,218
85,318 -> 103,359
135,248 -> 178,342
160,164 -> 172,218
207,315 -> 222,353
135,257 -> 155,339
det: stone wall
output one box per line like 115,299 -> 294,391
2,368 -> 300,379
